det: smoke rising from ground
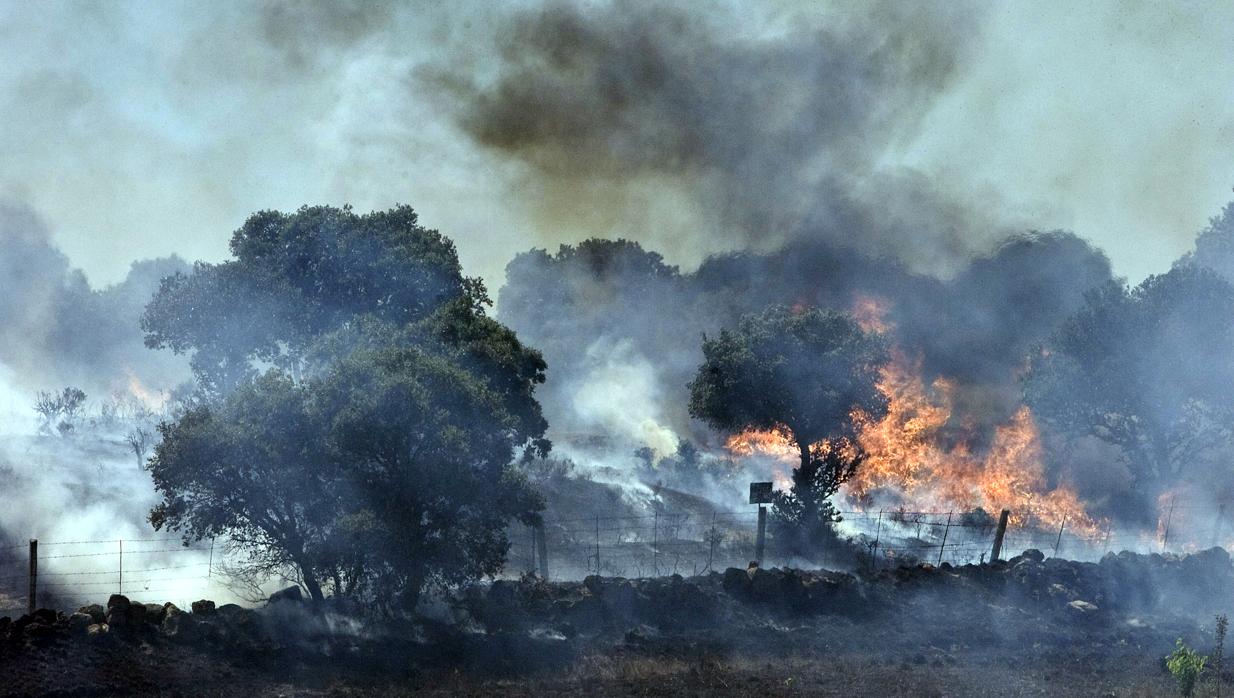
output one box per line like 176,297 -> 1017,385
0,203 -> 189,418
498,231 -> 1113,468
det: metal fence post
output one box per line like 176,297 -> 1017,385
27,539 -> 36,614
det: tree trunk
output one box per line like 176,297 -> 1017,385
301,566 -> 325,603
797,438 -> 812,472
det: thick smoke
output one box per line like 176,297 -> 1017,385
0,204 -> 201,609
498,232 -> 1113,472
426,0 -> 1012,277
0,203 -> 190,412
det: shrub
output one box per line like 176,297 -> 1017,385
1166,638 -> 1208,697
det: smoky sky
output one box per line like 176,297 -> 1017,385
0,0 -> 1230,291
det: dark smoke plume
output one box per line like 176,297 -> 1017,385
425,0 -> 1008,275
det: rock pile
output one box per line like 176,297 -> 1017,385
464,547 -> 1234,637
0,593 -> 289,656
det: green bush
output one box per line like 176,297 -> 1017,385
1166,639 -> 1208,697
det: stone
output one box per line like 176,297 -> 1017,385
190,599 -> 216,616
142,603 -> 166,624
78,604 -> 105,625
68,612 -> 92,635
722,567 -> 750,595
1021,549 -> 1045,563
267,585 -> 303,604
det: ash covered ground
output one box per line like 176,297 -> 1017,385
1,547 -> 1229,697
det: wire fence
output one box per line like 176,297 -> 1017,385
502,499 -> 1234,581
0,537 -> 218,614
0,498 -> 1226,611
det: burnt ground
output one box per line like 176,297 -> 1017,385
1,549 -> 1231,696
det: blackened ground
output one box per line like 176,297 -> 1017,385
1,548 -> 1230,696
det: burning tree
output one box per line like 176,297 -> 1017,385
688,305 -> 888,553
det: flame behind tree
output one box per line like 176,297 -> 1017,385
728,350 -> 1101,536
689,305 -> 889,549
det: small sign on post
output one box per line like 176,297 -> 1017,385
749,482 -> 774,505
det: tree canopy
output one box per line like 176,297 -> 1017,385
1024,265 -> 1234,516
688,305 -> 889,465
144,205 -> 549,609
688,306 -> 888,549
142,205 -> 475,394
149,347 -> 542,607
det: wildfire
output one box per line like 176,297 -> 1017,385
724,430 -> 796,490
725,350 -> 1101,535
851,293 -> 892,334
126,370 -> 169,410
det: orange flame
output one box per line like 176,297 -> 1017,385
725,350 -> 1101,535
126,370 -> 169,410
724,430 -> 796,491
851,293 -> 892,334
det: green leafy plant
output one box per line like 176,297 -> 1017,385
1166,638 -> 1208,697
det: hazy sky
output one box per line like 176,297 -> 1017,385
1,0 -> 1231,289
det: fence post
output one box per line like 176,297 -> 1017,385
652,508 -> 660,576
27,539 -> 36,614
534,523 -> 549,580
1213,501 -> 1227,548
755,505 -> 767,566
594,515 -> 601,575
529,525 -> 537,573
710,512 -> 717,570
118,539 -> 123,596
936,512 -> 952,566
990,509 -> 1010,562
871,510 -> 884,571
1161,496 -> 1177,552
1053,516 -> 1067,558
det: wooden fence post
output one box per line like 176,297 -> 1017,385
1053,516 -> 1067,558
27,539 -> 36,615
755,505 -> 767,566
1213,501 -> 1227,548
936,512 -> 953,566
990,509 -> 1010,562
534,523 -> 549,580
594,515 -> 601,575
652,508 -> 660,576
871,510 -> 884,571
1161,496 -> 1177,552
